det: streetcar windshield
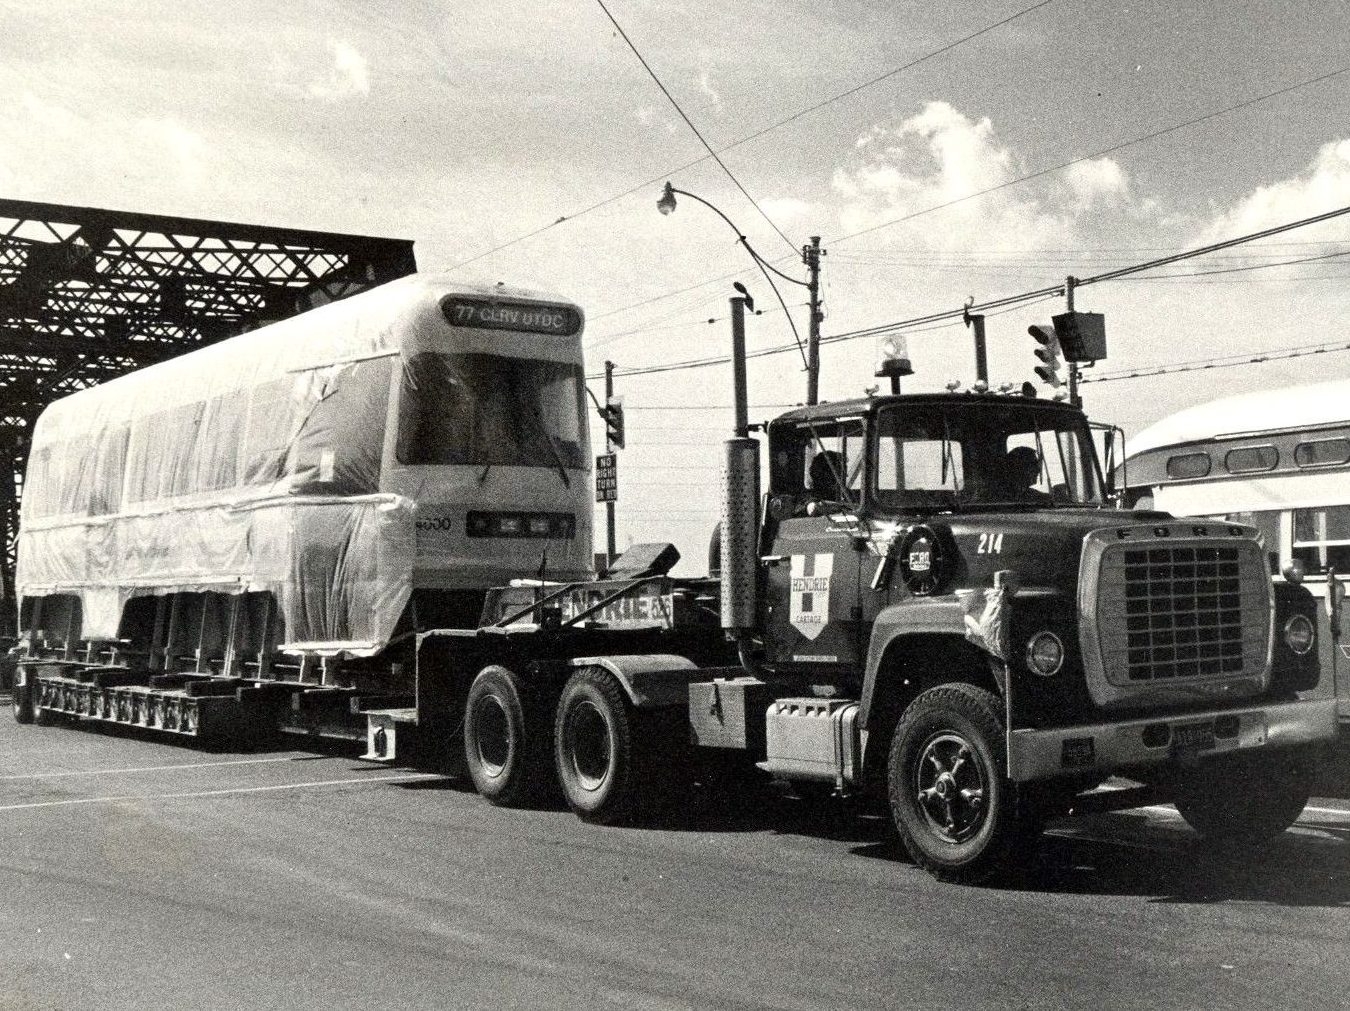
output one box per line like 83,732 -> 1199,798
396,352 -> 587,468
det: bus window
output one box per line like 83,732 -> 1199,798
1224,445 -> 1278,474
397,352 -> 586,469
1294,438 -> 1350,468
1292,505 -> 1350,576
1166,452 -> 1211,479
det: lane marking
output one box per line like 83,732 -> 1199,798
0,773 -> 441,812
0,756 -> 306,781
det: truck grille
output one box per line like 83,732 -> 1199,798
1120,546 -> 1243,680
1096,540 -> 1269,685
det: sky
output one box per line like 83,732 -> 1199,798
2,0 -> 1348,570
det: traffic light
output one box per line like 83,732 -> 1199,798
603,397 -> 625,449
1029,323 -> 1064,391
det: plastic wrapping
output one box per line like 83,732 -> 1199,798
16,273 -> 571,655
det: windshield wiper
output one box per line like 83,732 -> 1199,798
526,407 -> 571,487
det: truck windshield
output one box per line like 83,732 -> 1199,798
396,352 -> 587,469
872,402 -> 1103,511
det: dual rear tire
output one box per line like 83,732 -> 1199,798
463,663 -> 679,824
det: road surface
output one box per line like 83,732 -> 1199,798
1,716 -> 1347,1009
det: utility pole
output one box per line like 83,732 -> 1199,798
804,235 -> 824,405
604,359 -> 617,567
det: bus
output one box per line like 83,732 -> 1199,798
13,273 -> 593,740
1120,377 -> 1350,744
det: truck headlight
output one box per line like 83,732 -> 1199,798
1025,631 -> 1064,676
1282,614 -> 1315,655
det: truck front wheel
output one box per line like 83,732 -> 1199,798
888,684 -> 1036,884
463,665 -> 553,807
1173,748 -> 1312,845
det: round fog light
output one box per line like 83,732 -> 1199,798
1283,613 -> 1315,655
1026,631 -> 1064,676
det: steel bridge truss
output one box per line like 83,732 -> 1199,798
0,198 -> 417,624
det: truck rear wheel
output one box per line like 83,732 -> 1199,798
888,684 -> 1035,884
463,665 -> 553,807
1174,748 -> 1312,845
554,667 -> 642,825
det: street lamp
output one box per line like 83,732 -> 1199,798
657,182 -> 825,405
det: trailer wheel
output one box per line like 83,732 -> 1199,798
463,665 -> 553,807
555,667 -> 641,825
1174,748 -> 1312,846
12,668 -> 34,724
888,684 -> 1037,884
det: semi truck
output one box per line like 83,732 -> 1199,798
10,278 -> 1338,882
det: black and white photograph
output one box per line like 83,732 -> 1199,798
1,3 -> 1348,1007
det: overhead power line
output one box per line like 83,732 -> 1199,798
594,203 -> 1350,380
594,63 -> 1350,325
443,2 -> 1057,275
595,0 -> 796,253
826,65 -> 1350,248
1082,340 -> 1350,385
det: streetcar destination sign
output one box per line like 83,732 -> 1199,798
441,295 -> 582,336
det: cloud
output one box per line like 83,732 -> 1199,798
1062,157 -> 1129,208
758,196 -> 812,222
1197,139 -> 1350,245
831,101 -> 1136,252
696,65 -> 722,115
2,92 -> 208,193
309,39 -> 369,100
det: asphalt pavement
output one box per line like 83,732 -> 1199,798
1,713 -> 1347,1010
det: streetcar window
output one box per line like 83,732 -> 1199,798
397,352 -> 586,469
1224,445 -> 1278,474
1166,452 -> 1211,479
1294,438 -> 1350,469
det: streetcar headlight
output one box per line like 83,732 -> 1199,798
1025,631 -> 1065,676
1282,614 -> 1315,655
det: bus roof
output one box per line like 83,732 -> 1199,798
1127,376 -> 1350,460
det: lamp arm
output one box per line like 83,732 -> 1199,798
667,186 -> 808,288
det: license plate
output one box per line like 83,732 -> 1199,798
1171,720 -> 1216,753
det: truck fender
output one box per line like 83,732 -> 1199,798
568,654 -> 700,709
859,597 -> 974,729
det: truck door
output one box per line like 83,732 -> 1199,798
765,516 -> 863,666
763,418 -> 865,670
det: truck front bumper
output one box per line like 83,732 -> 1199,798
1007,698 -> 1339,782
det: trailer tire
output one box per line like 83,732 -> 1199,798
887,684 -> 1037,884
1174,748 -> 1312,846
12,670 -> 34,724
463,665 -> 553,807
554,667 -> 642,826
